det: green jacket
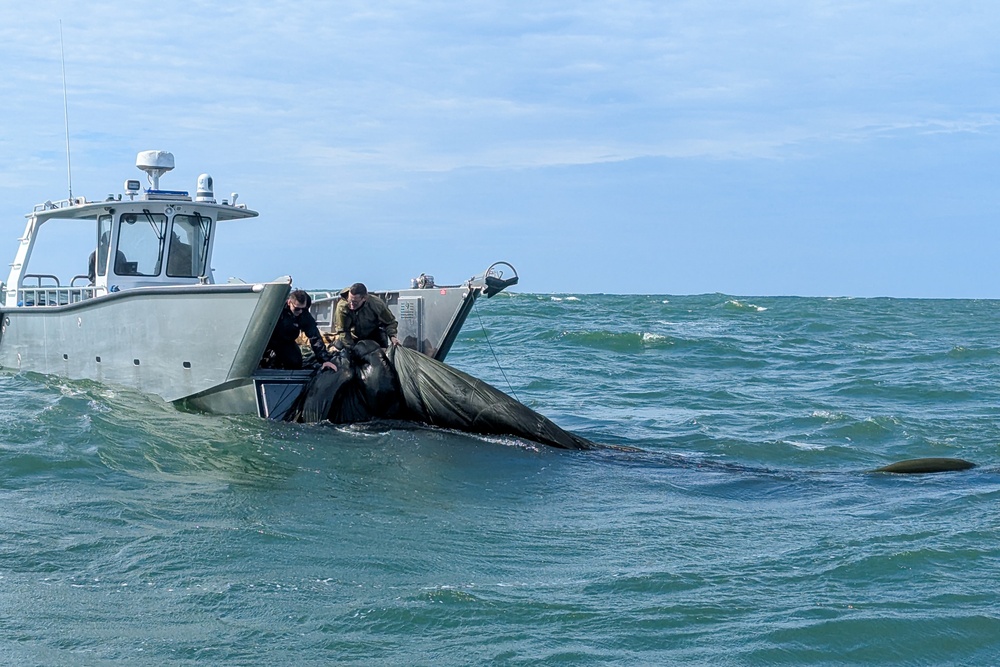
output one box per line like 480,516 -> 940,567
333,288 -> 399,347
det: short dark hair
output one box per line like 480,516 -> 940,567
348,282 -> 368,296
289,289 -> 311,308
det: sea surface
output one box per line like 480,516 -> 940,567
2,293 -> 999,665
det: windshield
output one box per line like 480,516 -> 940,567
166,213 -> 211,277
116,210 -> 166,276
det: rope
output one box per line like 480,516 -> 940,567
473,298 -> 520,402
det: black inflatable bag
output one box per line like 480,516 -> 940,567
290,342 -> 594,450
287,340 -> 401,424
387,345 -> 595,450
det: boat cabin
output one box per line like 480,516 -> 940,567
3,150 -> 257,308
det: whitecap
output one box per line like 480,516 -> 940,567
726,299 -> 767,312
786,440 -> 826,451
58,384 -> 86,398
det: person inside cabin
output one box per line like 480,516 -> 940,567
87,234 -> 127,284
114,252 -> 139,276
166,231 -> 194,277
261,289 -> 338,371
333,282 -> 399,349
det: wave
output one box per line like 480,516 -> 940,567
723,299 -> 768,312
554,330 -> 674,351
947,346 -> 1000,360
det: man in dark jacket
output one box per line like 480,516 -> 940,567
333,282 -> 399,349
262,289 -> 338,370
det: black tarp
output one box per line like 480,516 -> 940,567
286,341 -> 595,450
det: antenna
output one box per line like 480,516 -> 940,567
59,20 -> 73,201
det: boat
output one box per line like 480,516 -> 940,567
0,150 -> 518,417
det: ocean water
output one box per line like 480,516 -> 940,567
2,293 -> 999,665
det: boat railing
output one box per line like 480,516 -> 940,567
32,197 -> 87,213
17,273 -> 99,307
308,291 -> 339,328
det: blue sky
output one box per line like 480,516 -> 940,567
1,1 -> 998,297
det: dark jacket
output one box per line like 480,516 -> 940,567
263,305 -> 330,369
333,288 -> 398,348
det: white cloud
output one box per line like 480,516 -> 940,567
2,0 -> 999,295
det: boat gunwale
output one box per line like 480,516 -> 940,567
1,281 -> 287,316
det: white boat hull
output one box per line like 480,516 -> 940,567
0,281 -> 289,411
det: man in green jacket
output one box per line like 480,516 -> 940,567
333,282 -> 399,349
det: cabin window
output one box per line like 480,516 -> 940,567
167,214 -> 211,277
116,210 -> 166,276
96,215 -> 112,278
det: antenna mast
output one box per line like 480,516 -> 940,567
59,20 -> 73,201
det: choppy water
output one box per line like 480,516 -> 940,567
2,293 -> 1000,665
